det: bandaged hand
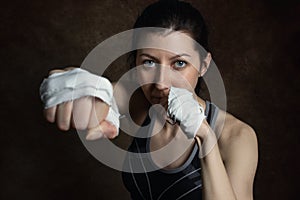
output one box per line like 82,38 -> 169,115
40,67 -> 120,140
167,87 -> 207,139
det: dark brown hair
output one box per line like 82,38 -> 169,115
128,0 -> 210,94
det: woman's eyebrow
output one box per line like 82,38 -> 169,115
139,53 -> 159,61
139,53 -> 191,60
170,53 -> 191,60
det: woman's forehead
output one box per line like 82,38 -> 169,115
136,31 -> 199,55
135,31 -> 201,65
137,48 -> 191,59
136,32 -> 200,64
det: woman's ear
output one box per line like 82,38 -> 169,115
199,52 -> 212,77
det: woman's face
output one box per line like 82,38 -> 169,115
135,31 -> 211,106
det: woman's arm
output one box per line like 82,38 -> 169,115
41,67 -> 119,139
196,120 -> 258,200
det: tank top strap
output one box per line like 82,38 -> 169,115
204,100 -> 219,131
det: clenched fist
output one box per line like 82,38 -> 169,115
40,67 -> 120,140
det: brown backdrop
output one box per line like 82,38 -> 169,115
1,0 -> 299,199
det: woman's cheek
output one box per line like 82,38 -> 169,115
169,71 -> 197,92
137,68 -> 157,85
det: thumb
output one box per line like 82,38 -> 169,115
86,120 -> 118,140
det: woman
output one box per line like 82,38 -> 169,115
40,0 -> 258,199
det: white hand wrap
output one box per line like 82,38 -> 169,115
39,68 -> 120,132
167,87 -> 207,139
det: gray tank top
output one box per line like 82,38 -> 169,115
122,100 -> 220,200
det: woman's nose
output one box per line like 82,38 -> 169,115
154,64 -> 171,90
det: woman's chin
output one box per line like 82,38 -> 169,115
150,98 -> 161,105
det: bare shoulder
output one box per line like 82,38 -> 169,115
215,109 -> 258,163
214,109 -> 258,197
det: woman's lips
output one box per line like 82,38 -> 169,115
151,96 -> 168,106
151,89 -> 170,98
151,96 -> 161,104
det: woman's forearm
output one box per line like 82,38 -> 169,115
196,121 -> 237,200
200,141 -> 237,200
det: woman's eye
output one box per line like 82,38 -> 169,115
173,60 -> 187,69
143,60 -> 156,68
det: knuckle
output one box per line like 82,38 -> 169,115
64,66 -> 77,71
48,69 -> 64,76
48,66 -> 77,76
108,132 -> 118,139
72,114 -> 90,129
45,113 -> 54,123
57,122 -> 70,131
74,122 -> 88,130
44,108 -> 56,123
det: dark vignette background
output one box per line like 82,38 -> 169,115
1,0 -> 299,199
